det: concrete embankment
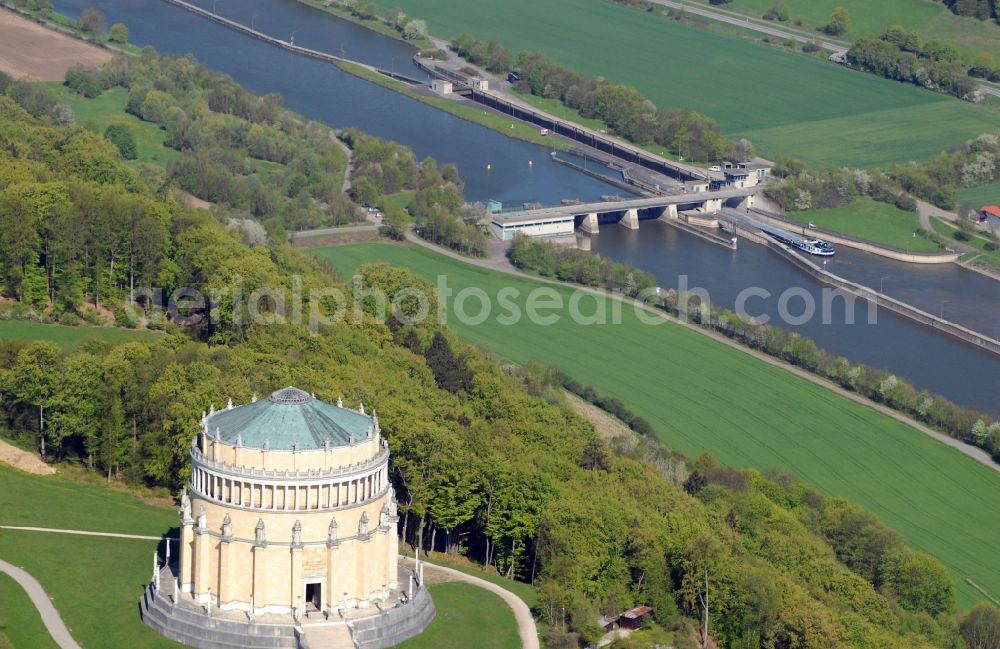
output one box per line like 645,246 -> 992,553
766,242 -> 1000,356
751,209 -> 962,264
162,0 -> 425,84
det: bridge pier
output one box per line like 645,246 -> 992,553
702,198 -> 722,212
579,212 -> 599,235
620,208 -> 639,230
657,204 -> 679,221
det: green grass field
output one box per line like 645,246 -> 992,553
394,582 -> 520,649
0,321 -> 160,350
0,467 -> 522,649
958,180 -> 1000,209
411,555 -> 538,609
313,242 -> 1000,609
374,0 -> 999,168
0,572 -> 60,649
931,217 -> 1000,270
794,197 -> 940,252
694,0 -> 1000,60
45,86 -> 179,168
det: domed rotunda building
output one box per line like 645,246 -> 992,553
142,387 -> 434,649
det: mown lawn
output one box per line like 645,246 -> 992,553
0,572 -> 60,649
45,85 -> 180,168
394,582 -> 520,649
372,0 -> 1000,168
0,467 -> 522,649
0,465 -> 181,649
793,197 -> 941,252
0,321 -> 161,350
313,242 -> 1000,609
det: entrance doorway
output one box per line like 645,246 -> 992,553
305,583 -> 322,611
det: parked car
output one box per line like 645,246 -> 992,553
507,72 -> 520,83
709,165 -> 722,172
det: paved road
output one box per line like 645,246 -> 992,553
404,557 -> 540,649
0,559 -> 83,649
403,233 -> 1000,474
650,0 -> 847,52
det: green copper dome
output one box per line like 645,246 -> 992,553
205,387 -> 374,451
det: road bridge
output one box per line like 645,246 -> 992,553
490,187 -> 756,239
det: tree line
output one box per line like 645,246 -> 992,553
941,0 -> 1000,23
508,235 -> 1000,465
342,129 -> 489,256
508,234 -> 656,293
845,26 -> 992,100
767,130 -> 1000,212
450,33 -> 746,163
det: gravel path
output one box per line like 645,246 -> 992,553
0,559 -> 82,649
404,558 -> 539,649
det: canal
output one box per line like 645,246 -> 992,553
50,0 -> 625,207
49,0 -> 999,414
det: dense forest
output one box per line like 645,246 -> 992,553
1,53 -> 999,647
450,34 -> 745,163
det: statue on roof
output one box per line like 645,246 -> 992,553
196,505 -> 207,531
255,519 -> 266,546
236,434 -> 242,448
292,520 -> 303,548
358,401 -> 365,415
380,502 -> 391,528
358,512 -> 369,537
251,392 -> 258,403
209,403 -> 215,416
222,514 -> 232,539
328,518 -> 338,545
337,396 -> 343,408
179,487 -> 192,522
226,398 -> 233,410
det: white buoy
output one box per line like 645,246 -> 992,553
486,163 -> 492,172
528,160 -> 533,167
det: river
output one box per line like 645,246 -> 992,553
49,0 -> 999,414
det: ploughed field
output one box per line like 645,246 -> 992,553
0,9 -> 112,81
372,0 -> 1000,168
313,242 -> 1000,609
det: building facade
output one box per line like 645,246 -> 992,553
177,387 -> 400,618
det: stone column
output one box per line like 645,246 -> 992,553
620,208 -> 639,230
194,524 -> 212,602
325,538 -> 338,614
290,533 -> 303,613
180,508 -> 195,592
252,544 -> 267,615
218,536 -> 232,606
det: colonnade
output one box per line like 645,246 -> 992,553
190,464 -> 388,511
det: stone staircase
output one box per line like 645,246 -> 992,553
140,582 -> 302,649
302,623 -> 356,649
